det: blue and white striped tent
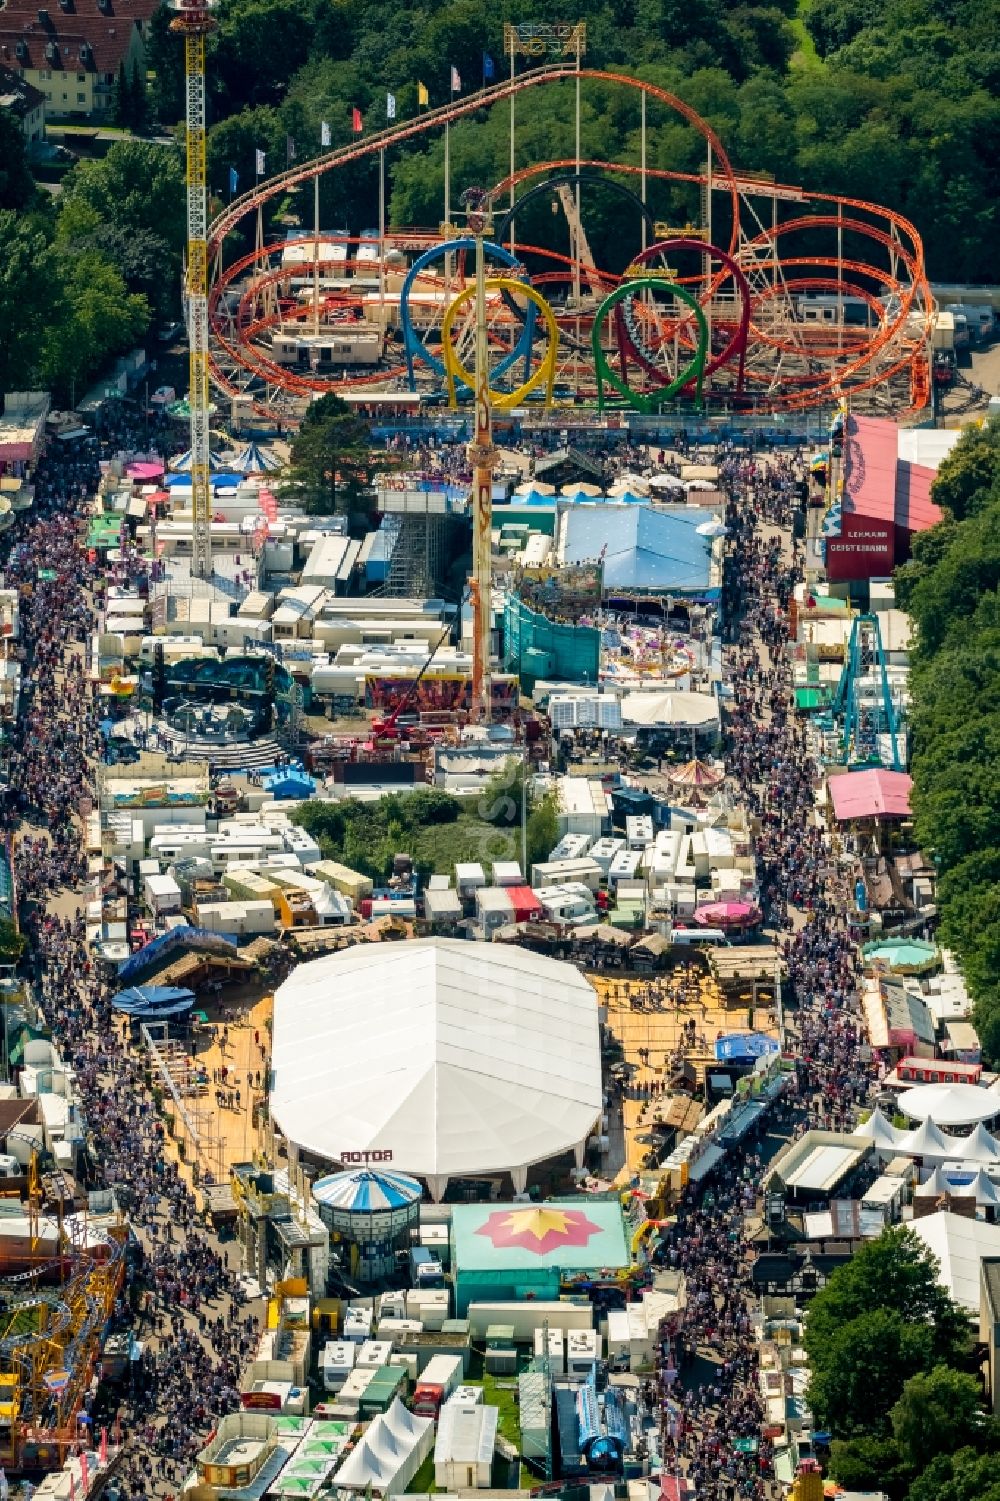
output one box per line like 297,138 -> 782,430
169,447 -> 226,473
312,1167 -> 423,1215
231,441 -> 283,475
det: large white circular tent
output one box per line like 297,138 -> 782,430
269,938 -> 603,1201
897,1082 -> 1000,1128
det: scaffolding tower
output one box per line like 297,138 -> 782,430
378,495 -> 455,597
833,613 -> 906,771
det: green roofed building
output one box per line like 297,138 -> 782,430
451,1200 -> 630,1315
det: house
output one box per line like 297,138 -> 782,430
0,0 -> 162,120
0,63 -> 45,140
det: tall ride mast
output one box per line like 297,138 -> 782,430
170,0 -> 218,580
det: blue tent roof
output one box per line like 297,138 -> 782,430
714,1032 -> 780,1064
312,1168 -> 423,1214
560,504 -> 718,594
112,985 -> 196,1019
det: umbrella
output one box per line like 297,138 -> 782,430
693,901 -> 762,928
112,985 -> 197,1019
608,473 -> 651,497
648,472 -> 684,491
668,758 -> 725,789
525,480 -> 555,495
696,518 -> 728,537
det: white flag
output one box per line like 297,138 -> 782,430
386,92 -> 396,120
0,1466 -> 9,1501
451,65 -> 461,93
320,120 -> 331,147
255,148 -> 265,176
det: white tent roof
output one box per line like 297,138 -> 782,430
269,938 -> 602,1190
970,1169 -> 1000,1206
854,1107 -> 903,1149
898,1081 -> 1000,1127
897,1117 -> 951,1155
335,1397 -> 433,1493
911,1209 -> 1000,1310
620,689 -> 720,730
913,1166 -> 949,1198
958,1121 -> 1000,1161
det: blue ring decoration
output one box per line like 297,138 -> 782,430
400,238 -> 537,390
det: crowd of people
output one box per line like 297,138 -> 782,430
0,419 -> 883,1501
644,445 -> 880,1495
0,427 -> 263,1497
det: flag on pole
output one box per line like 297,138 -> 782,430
228,165 -> 238,196
320,120 -> 331,147
483,52 -> 495,80
386,92 -> 396,120
99,1429 -> 108,1467
80,1454 -> 89,1494
352,106 -> 362,134
450,65 -> 461,93
255,148 -> 265,176
417,81 -> 428,107
286,134 -> 296,163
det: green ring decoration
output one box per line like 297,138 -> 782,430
592,277 -> 709,413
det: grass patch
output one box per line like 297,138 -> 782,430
406,1454 -> 439,1493
789,0 -> 824,70
482,1372 -> 522,1448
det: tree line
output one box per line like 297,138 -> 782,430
805,1227 -> 998,1500
894,416 -> 1000,1063
138,0 -> 1000,283
0,135 -> 186,406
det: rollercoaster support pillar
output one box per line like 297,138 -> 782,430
574,35 -> 582,310
508,51 -> 516,252
313,172 -> 321,336
641,88 -> 647,252
467,209 -> 496,725
704,141 -> 713,369
379,148 -> 386,326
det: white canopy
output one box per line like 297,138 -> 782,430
854,1107 -> 903,1149
958,1121 -> 1000,1161
269,938 -> 602,1200
897,1118 -> 951,1156
898,1081 -> 1000,1127
335,1397 -> 433,1494
969,1169 -> 1000,1206
913,1166 -> 949,1198
911,1210 -> 1000,1310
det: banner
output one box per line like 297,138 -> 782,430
320,120 -> 331,147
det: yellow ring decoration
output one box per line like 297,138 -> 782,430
441,278 -> 559,410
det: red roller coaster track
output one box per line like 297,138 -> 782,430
206,64 -> 933,417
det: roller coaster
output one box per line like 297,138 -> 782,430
0,1155 -> 126,1472
206,64 -> 933,419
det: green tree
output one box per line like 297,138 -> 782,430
907,1446 -> 1000,1501
0,919 -> 25,964
807,1306 -> 936,1436
928,417 -> 1000,523
0,213 -> 57,395
283,392 -> 372,517
526,792 -> 560,869
0,111 -> 36,212
128,61 -> 149,134
826,1436 -> 909,1499
61,140 -> 186,256
42,250 -> 150,403
804,1228 -> 968,1435
111,62 -> 131,128
890,1366 -> 985,1473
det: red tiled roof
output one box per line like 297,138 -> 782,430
0,0 -> 160,75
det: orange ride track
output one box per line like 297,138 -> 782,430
206,64 -> 933,418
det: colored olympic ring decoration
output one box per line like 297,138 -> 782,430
440,278 -> 559,410
592,278 -> 709,413
620,239 -> 750,390
399,239 -> 535,389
